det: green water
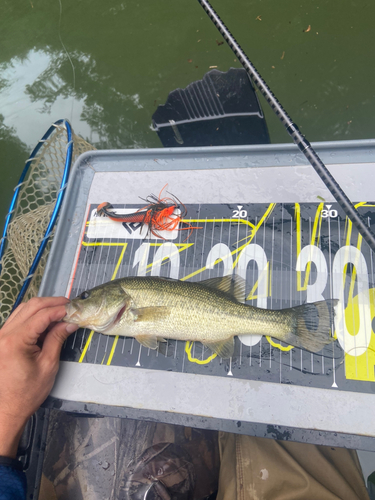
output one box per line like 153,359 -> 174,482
1,0 -> 375,234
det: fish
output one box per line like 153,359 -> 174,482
64,275 -> 337,358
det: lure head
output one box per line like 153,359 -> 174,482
64,281 -> 129,332
97,202 -> 113,217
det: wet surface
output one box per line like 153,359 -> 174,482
1,0 -> 375,233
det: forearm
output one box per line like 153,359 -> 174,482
0,297 -> 76,459
0,414 -> 30,500
0,413 -> 27,458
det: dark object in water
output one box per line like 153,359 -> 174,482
152,68 -> 270,147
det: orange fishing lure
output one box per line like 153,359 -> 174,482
97,187 -> 200,239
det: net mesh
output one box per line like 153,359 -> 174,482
0,122 -> 95,326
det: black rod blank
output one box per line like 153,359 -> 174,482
197,0 -> 375,253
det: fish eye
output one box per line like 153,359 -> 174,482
80,291 -> 90,300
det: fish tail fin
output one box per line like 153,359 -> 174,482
282,299 -> 338,353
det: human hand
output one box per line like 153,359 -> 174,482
0,297 -> 78,458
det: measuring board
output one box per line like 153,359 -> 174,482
40,144 -> 375,449
64,201 -> 375,391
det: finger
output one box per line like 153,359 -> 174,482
38,320 -> 64,345
40,322 -> 79,365
20,304 -> 70,346
9,297 -> 69,328
38,322 -> 56,345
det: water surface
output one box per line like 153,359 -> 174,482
1,0 -> 375,232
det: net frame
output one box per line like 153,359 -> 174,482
0,119 -> 95,325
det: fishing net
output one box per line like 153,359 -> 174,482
0,121 -> 95,326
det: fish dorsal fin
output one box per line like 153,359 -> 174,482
199,275 -> 233,293
202,337 -> 234,358
200,275 -> 246,303
231,274 -> 246,303
131,306 -> 170,322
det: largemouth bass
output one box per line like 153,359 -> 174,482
64,275 -> 336,358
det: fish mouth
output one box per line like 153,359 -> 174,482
64,301 -> 127,331
64,302 -> 81,324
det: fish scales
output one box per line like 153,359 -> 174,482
112,277 -> 293,342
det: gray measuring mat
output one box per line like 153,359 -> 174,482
40,141 -> 375,449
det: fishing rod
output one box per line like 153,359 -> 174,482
197,0 -> 375,254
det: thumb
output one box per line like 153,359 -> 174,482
41,322 -> 79,364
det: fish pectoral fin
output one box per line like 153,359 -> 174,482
136,335 -> 159,349
131,306 -> 170,322
202,337 -> 234,358
157,337 -> 167,343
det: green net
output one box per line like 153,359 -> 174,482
0,123 -> 95,326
